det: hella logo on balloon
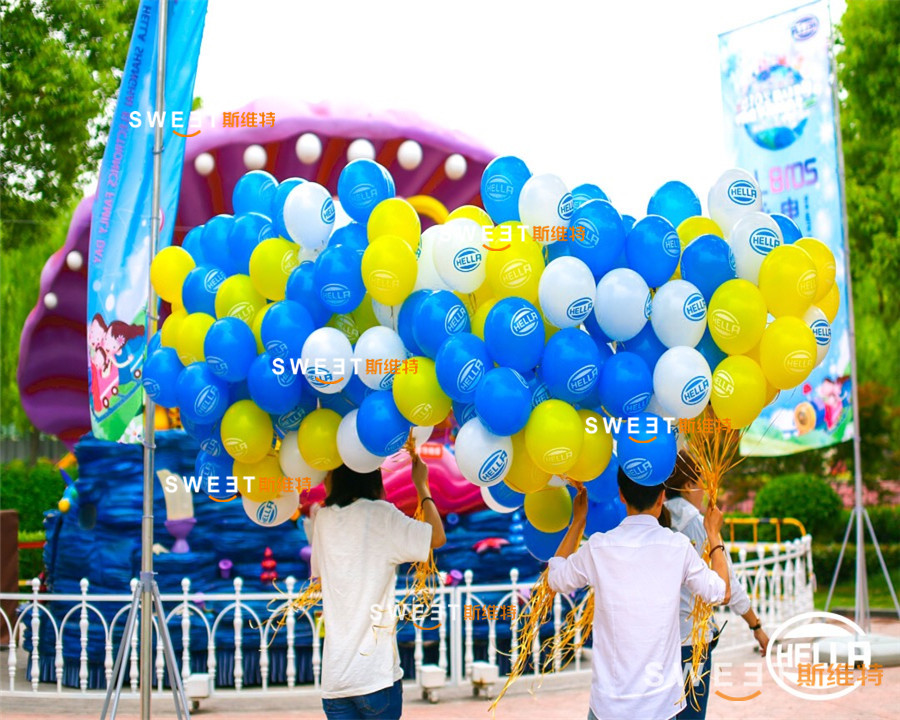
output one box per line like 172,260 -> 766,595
203,269 -> 225,292
683,293 -> 706,321
484,175 -> 514,202
322,283 -> 351,304
281,251 -> 299,273
144,378 -> 160,397
457,403 -> 477,425
791,15 -> 819,41
229,301 -> 255,322
567,365 -> 598,393
201,437 -> 223,455
277,406 -> 309,429
457,358 -> 484,392
276,370 -> 297,388
682,376 -> 710,405
797,270 -> 817,297
531,382 -> 550,408
712,309 -> 741,338
307,368 -> 334,386
379,374 -> 394,390
749,228 -> 780,255
566,297 -> 593,321
205,356 -> 226,374
662,232 -> 680,258
444,305 -> 468,334
510,308 -> 540,337
810,319 -> 831,345
453,247 -> 482,272
411,403 -> 433,424
713,370 -> 736,398
388,432 -> 409,454
784,350 -> 812,371
265,339 -> 289,358
643,293 -> 652,320
225,437 -> 248,455
727,180 -> 758,205
501,259 -> 531,287
351,184 -> 378,205
575,219 -> 599,248
624,458 -> 653,482
256,502 -> 278,524
557,193 -> 575,221
543,447 -> 573,466
623,392 -> 651,415
479,449 -> 509,483
370,269 -> 399,290
195,387 -> 221,416
321,197 -> 336,224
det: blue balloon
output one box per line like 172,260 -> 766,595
539,328 -> 601,404
232,170 -> 278,216
680,234 -> 737,302
598,351 -> 652,417
260,300 -> 314,360
620,323 -> 666,374
484,481 -> 525,511
343,374 -> 373,406
696,327 -> 727,372
545,239 -> 570,262
180,416 -> 210,440
176,363 -> 229,424
148,331 -> 162,355
337,159 -> 394,222
319,392 -> 357,417
625,215 -> 680,288
615,412 -> 677,486
194,452 -> 235,500
247,352 -> 305,414
474,367 -> 532,436
271,396 -> 317,436
621,214 -> 636,233
586,454 -> 619,503
143,347 -> 183,408
195,420 -> 225,457
229,213 -> 272,274
585,498 -> 626,535
286,262 -> 331,327
398,290 -> 433,356
583,309 -> 612,347
484,298 -> 544,372
647,181 -> 702,229
314,244 -> 365,314
228,381 -> 251,404
480,156 -> 531,224
356,391 -> 412,456
771,213 -> 802,244
329,222 -> 368,257
182,265 -> 226,315
182,225 -> 205,264
412,290 -> 470,358
271,178 -> 304,238
452,400 -> 478,426
520,369 -> 551,410
435,332 -> 491,402
571,183 -> 609,211
523,522 -> 567,562
204,317 -> 257,382
200,215 -> 237,275
568,200 -> 627,279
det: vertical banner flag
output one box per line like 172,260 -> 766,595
719,1 -> 853,456
87,0 -> 206,443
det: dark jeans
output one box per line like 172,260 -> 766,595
677,645 -> 714,719
322,679 -> 403,719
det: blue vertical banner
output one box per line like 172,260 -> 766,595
719,1 -> 853,456
87,0 -> 207,443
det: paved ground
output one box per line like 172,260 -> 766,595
2,619 -> 897,719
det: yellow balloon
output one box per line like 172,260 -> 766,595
795,238 -> 836,302
221,400 -> 274,463
151,246 -> 195,304
504,431 -> 551,493
392,357 -> 451,425
707,279 -> 767,354
759,316 -> 816,390
328,313 -> 360,344
362,235 -> 418,305
455,291 -> 478,317
448,205 -> 493,227
710,356 -> 766,429
249,238 -> 299,300
234,454 -> 282,502
367,198 -> 421,253
524,399 -> 584,475
471,277 -> 494,308
351,295 -> 379,333
297,409 -> 343,470
251,304 -> 272,352
567,410 -> 613,482
175,312 -> 215,365
215,274 -> 267,323
816,281 -> 840,324
160,309 -> 187,349
472,298 -> 498,340
542,312 -> 560,342
524,485 -> 573,533
743,342 -> 779,406
758,245 -> 817,318
484,223 -> 544,304
170,293 -> 185,313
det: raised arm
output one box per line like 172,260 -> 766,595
411,452 -> 446,548
703,503 -> 731,605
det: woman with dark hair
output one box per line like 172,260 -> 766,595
310,450 -> 446,719
664,451 -> 769,719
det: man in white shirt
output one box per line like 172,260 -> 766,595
548,469 -> 731,720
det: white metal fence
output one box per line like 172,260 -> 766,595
0,536 -> 813,699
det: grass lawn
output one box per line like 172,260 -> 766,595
814,566 -> 900,611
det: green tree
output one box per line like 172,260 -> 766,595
0,0 -> 139,436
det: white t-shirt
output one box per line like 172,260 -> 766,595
310,499 -> 432,698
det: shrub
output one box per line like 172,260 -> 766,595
813,543 -> 900,584
0,460 -> 66,532
754,473 -> 843,540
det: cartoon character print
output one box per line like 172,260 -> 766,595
89,314 -> 144,412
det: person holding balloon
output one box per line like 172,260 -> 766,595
663,453 -> 769,720
309,451 -> 446,720
548,472 -> 731,720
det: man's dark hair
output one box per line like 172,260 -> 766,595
324,465 -> 385,507
617,468 -> 664,512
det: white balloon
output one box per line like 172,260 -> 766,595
243,144 -> 267,170
284,182 -> 335,252
653,346 -> 712,419
412,424 -> 434,448
594,268 -> 651,341
301,327 -> 353,394
397,140 -> 423,170
650,279 -> 707,348
480,484 -> 520,513
354,326 -> 407,391
518,174 -> 574,243
547,475 -> 567,487
803,305 -> 831,367
372,298 -> 401,331
707,168 -> 762,233
432,219 -> 486,293
445,154 -> 467,180
194,152 -> 215,176
295,133 -> 322,164
644,394 -> 671,420
347,138 -> 376,162
415,225 -> 453,292
728,212 -> 783,284
242,490 -> 300,527
454,417 -> 513,487
538,256 -> 595,328
278,431 -> 327,486
337,409 -> 387,472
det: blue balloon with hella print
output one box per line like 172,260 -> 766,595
598,351 -> 652,417
615,412 -> 677,486
474,367 -> 532,436
285,262 -> 332,327
412,290 -> 470,359
337,159 -> 395,223
538,327 -> 601,404
680,234 -> 736,303
356,390 -> 412,456
647,180 -> 701,229
232,169 -> 278,217
435,332 -> 491,402
483,297 -> 544,372
397,289 -> 432,356
625,215 -> 680,288
143,347 -> 183,408
200,214 -> 237,276
247,351 -> 305,414
176,362 -> 229,424
182,265 -> 225,315
271,178 -> 304,238
568,199 -> 627,280
260,300 -> 315,360
480,155 -> 531,224
313,243 -> 365,314
228,212 -> 272,274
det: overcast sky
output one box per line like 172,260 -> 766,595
192,0 -> 846,217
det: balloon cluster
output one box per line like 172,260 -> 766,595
143,158 -> 835,542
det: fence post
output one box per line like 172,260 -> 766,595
286,576 -> 296,689
233,577 -> 243,691
463,570 -> 474,680
181,578 -> 191,681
